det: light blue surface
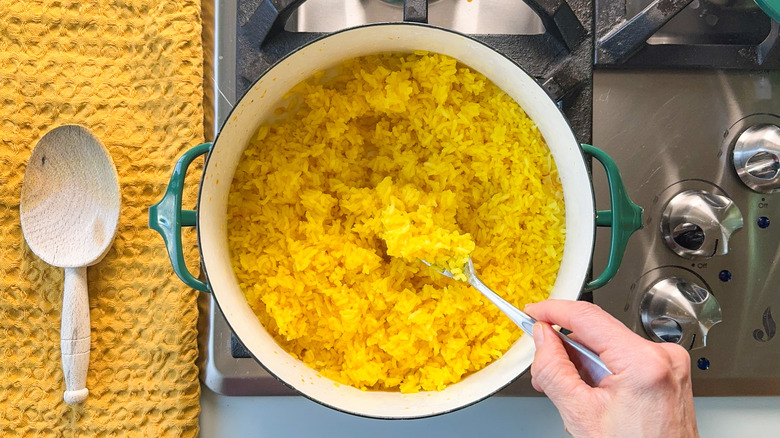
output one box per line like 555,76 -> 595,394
200,388 -> 780,437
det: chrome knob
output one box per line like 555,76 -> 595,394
733,124 -> 780,193
640,277 -> 722,350
661,190 -> 743,258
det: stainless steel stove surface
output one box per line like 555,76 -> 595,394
199,0 -> 780,397
285,0 -> 545,34
592,70 -> 780,396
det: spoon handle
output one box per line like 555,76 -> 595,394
468,275 -> 612,385
62,266 -> 90,404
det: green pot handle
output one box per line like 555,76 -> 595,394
581,144 -> 643,291
148,143 -> 212,292
754,0 -> 780,24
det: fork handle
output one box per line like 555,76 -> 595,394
550,328 -> 613,385
468,276 -> 612,385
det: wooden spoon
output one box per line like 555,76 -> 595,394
20,125 -> 121,404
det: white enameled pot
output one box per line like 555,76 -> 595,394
150,23 -> 642,419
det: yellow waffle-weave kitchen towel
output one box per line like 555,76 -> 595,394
0,0 -> 204,435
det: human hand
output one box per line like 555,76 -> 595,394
524,300 -> 698,438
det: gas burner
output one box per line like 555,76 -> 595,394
201,0 -> 780,397
203,0 -> 595,397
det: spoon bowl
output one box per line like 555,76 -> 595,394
20,125 -> 121,404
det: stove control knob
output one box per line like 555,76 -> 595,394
640,277 -> 722,350
661,190 -> 743,258
733,124 -> 780,193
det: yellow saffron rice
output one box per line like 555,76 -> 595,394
227,52 -> 565,393
373,176 -> 475,281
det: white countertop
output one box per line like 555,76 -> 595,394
200,387 -> 780,437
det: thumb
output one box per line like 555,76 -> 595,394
530,322 -> 593,403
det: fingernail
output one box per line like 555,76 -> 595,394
533,322 -> 544,346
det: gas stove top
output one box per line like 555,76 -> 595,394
200,0 -> 780,397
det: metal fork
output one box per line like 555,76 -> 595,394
423,258 -> 612,385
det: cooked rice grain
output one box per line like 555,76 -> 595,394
227,52 -> 566,393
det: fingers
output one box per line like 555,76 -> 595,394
530,322 -> 593,400
525,300 -> 641,356
657,341 -> 691,370
643,341 -> 693,388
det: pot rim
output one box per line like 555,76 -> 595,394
197,21 -> 593,419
